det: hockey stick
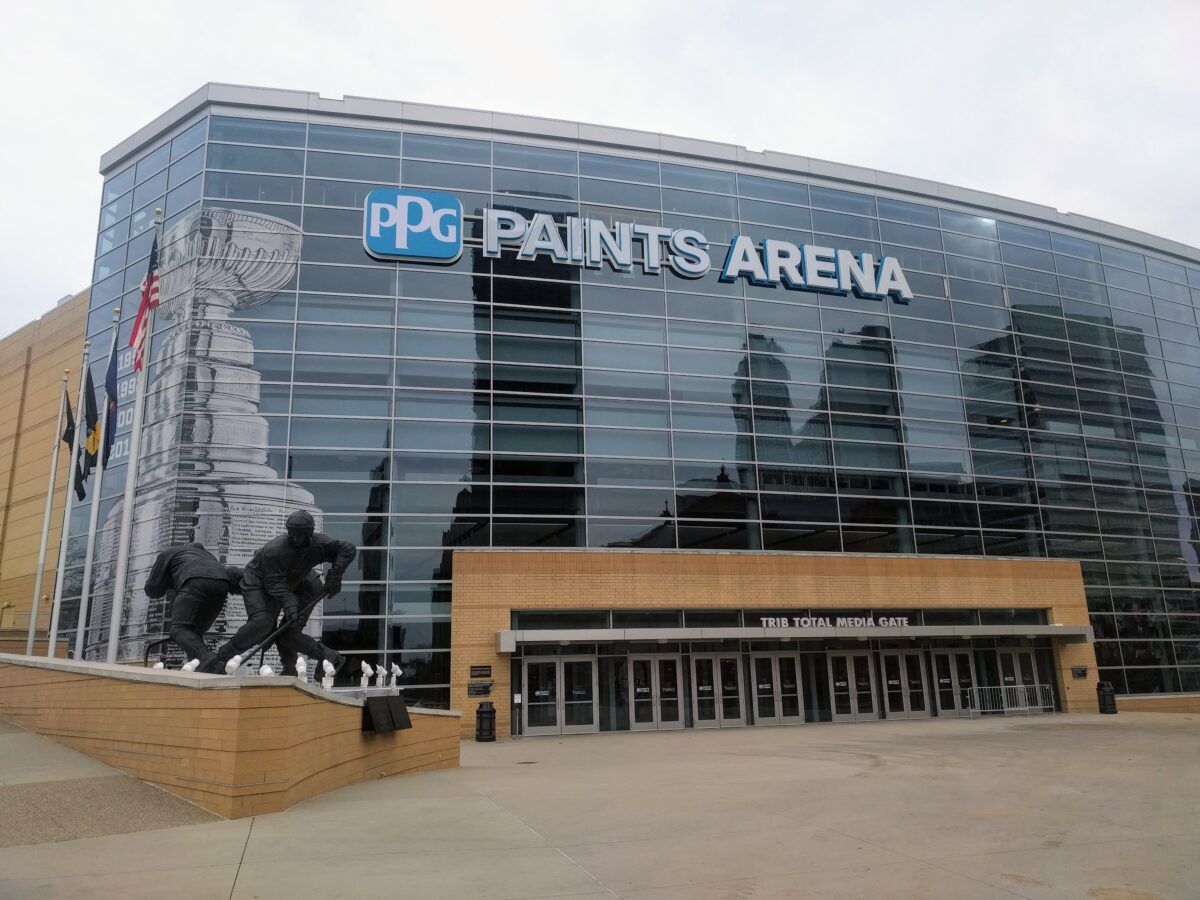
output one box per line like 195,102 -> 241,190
223,590 -> 330,674
142,636 -> 171,667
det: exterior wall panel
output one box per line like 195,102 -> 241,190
0,291 -> 89,654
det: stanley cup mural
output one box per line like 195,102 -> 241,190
88,208 -> 322,664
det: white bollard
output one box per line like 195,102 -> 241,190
224,654 -> 246,674
259,664 -> 275,676
181,659 -> 200,673
374,664 -> 387,686
152,661 -> 165,670
320,659 -> 335,691
359,662 -> 373,690
389,663 -> 402,689
295,654 -> 308,681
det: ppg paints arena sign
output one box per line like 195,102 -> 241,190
760,616 -> 911,628
362,188 -> 915,302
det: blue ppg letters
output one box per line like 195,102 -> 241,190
363,189 -> 463,262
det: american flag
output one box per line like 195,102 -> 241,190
129,235 -> 160,371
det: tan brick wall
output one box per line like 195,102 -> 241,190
450,549 -> 1098,739
0,657 -> 460,818
1118,694 -> 1200,714
0,292 -> 89,645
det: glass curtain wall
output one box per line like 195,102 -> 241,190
83,111 -> 1200,701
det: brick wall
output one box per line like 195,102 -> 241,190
0,655 -> 460,818
1118,694 -> 1200,714
450,549 -> 1098,739
0,292 -> 89,646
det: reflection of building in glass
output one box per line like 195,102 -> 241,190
739,331 -> 839,552
822,324 -> 910,553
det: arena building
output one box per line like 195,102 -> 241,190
27,83 -> 1200,737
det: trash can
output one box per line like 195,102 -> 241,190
1096,681 -> 1118,714
475,701 -> 496,742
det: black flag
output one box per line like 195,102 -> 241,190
61,387 -> 76,450
74,370 -> 99,500
102,349 -> 119,468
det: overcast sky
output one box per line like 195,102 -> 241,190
0,0 -> 1196,337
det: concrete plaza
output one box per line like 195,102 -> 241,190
0,712 -> 1196,898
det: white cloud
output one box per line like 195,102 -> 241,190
0,0 -> 1196,336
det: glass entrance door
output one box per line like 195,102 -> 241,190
691,655 -> 744,728
932,650 -> 976,716
827,652 -> 878,723
522,656 -> 599,736
523,657 -> 560,736
629,655 -> 684,731
997,649 -> 1041,713
879,651 -> 929,719
631,657 -> 655,730
657,656 -> 683,729
562,658 -> 598,734
750,654 -> 805,725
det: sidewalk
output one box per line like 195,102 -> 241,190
0,713 -> 1195,898
0,718 -> 215,849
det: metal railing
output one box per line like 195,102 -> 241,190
969,684 -> 1056,716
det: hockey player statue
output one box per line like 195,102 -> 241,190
143,542 -> 242,671
205,511 -> 353,675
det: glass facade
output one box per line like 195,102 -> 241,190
77,103 -> 1200,703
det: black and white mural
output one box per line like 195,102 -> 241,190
88,209 -> 320,667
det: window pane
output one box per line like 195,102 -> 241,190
878,197 -> 939,227
403,132 -> 490,164
810,186 -> 875,216
309,123 -> 401,155
494,168 -> 578,200
661,163 -> 734,193
207,143 -> 305,175
205,171 -> 302,204
738,173 -> 808,206
306,150 -> 399,182
403,160 -> 490,191
494,142 -> 577,174
580,152 -> 658,183
209,116 -> 306,147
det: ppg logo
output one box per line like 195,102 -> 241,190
363,189 -> 463,262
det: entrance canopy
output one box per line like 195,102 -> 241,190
497,623 -> 1093,652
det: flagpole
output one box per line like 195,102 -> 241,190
26,371 -> 70,655
106,209 -> 162,663
73,307 -> 121,661
47,342 -> 91,658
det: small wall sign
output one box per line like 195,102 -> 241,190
760,616 -> 910,628
467,681 -> 493,697
470,665 -> 492,678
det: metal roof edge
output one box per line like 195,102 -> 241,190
99,82 -> 1200,265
